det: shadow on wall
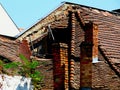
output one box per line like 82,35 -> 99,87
16,77 -> 33,90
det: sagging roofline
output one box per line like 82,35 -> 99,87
15,1 -> 120,38
15,2 -> 65,38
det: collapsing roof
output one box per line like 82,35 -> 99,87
0,35 -> 31,62
0,2 -> 120,89
16,2 -> 120,89
0,4 -> 20,37
17,2 -> 120,75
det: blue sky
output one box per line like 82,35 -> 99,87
0,0 -> 120,29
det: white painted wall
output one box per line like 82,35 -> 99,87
0,4 -> 20,37
0,74 -> 33,90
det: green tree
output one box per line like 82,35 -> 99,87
0,54 -> 44,90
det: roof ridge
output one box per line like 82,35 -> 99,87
64,1 -> 120,16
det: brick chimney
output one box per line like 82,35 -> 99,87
80,21 -> 98,89
92,23 -> 98,63
84,21 -> 98,63
52,43 -> 69,90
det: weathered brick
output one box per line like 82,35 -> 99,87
52,43 -> 68,90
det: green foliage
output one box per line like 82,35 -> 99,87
0,54 -> 44,89
4,62 -> 19,69
0,60 -> 4,73
0,60 -> 3,66
19,54 -> 30,66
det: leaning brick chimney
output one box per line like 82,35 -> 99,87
84,21 -> 98,63
80,21 -> 98,89
92,23 -> 98,63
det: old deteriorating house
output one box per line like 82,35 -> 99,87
16,2 -> 120,90
0,2 -> 120,90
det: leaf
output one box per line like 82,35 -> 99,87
0,60 -> 4,66
30,60 -> 39,69
19,54 -> 30,65
30,71 -> 43,82
3,62 -> 18,69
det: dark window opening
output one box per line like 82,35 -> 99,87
31,28 -> 70,59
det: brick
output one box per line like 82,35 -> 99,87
80,22 -> 98,89
52,43 -> 68,90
